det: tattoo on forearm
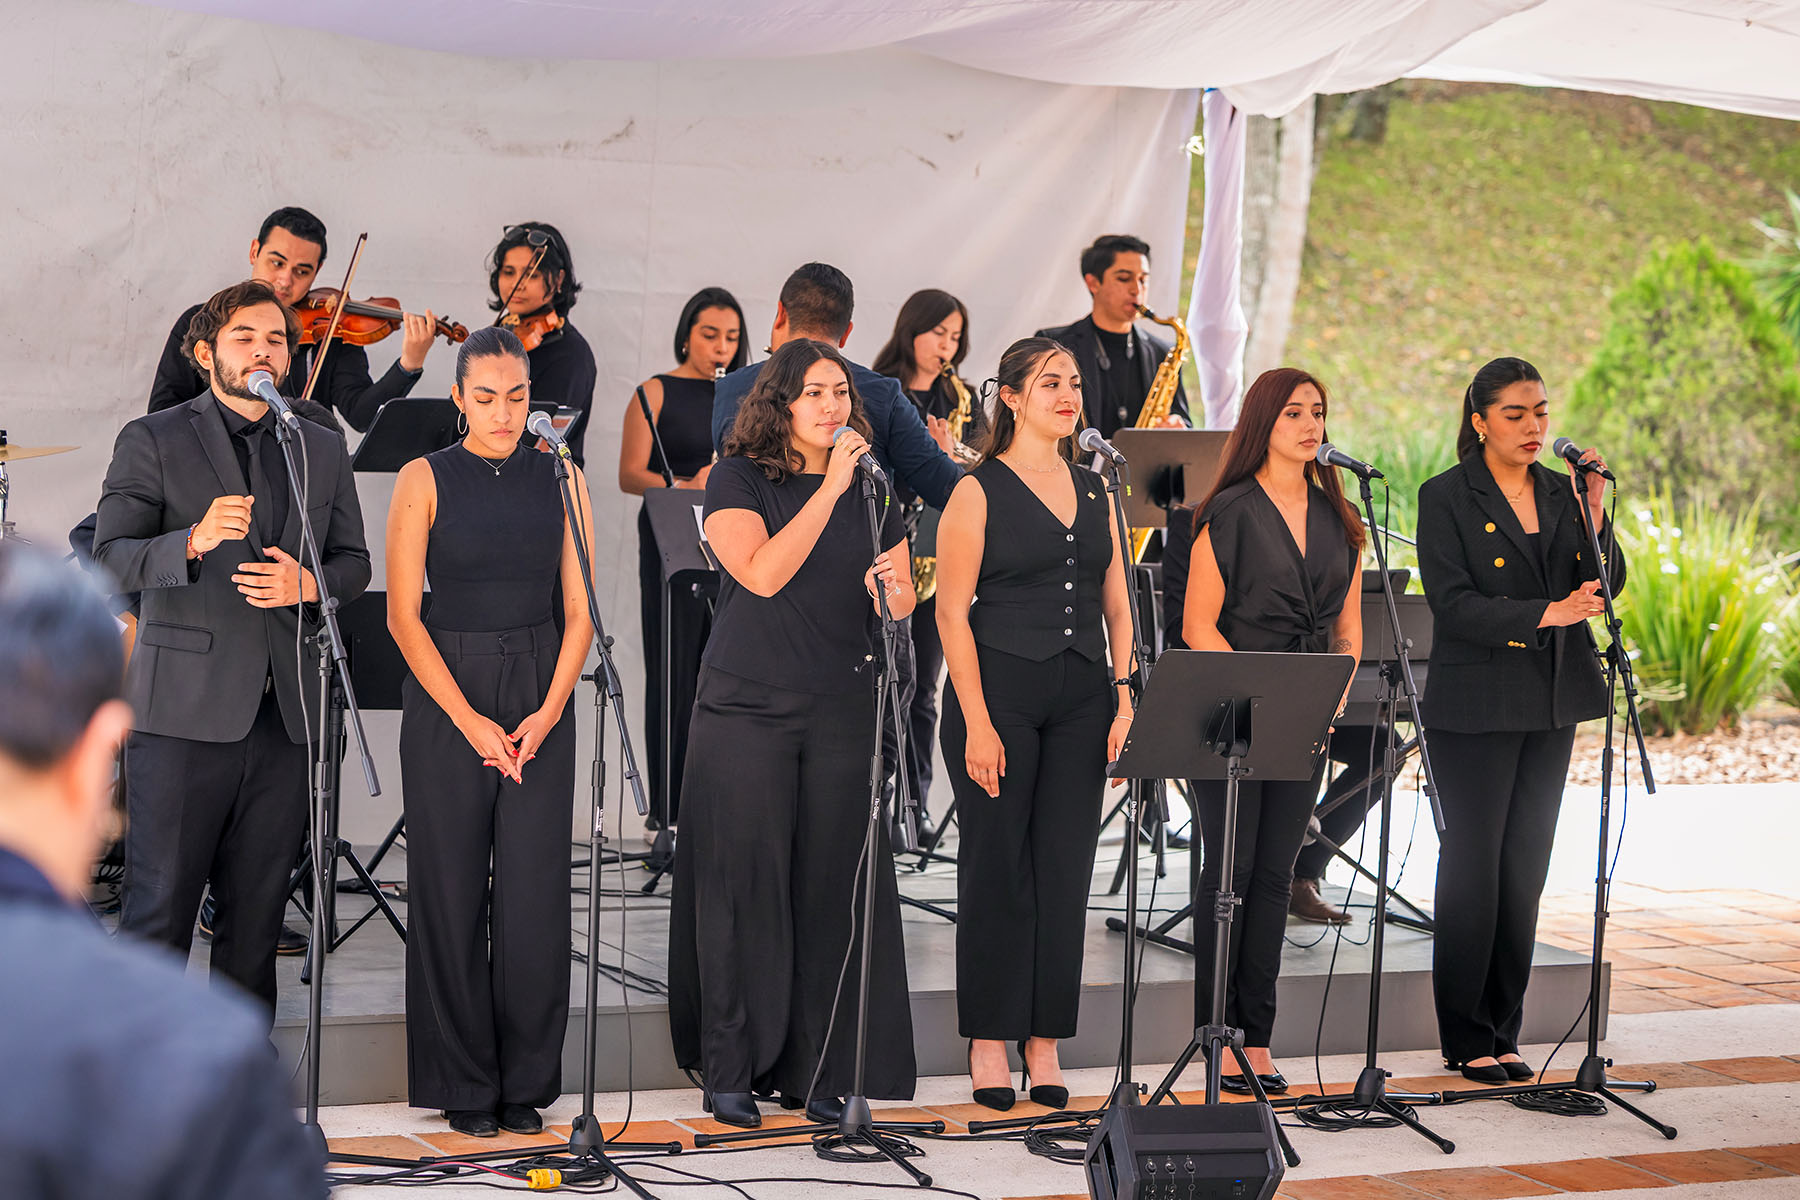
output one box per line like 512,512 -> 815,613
1331,638 -> 1352,655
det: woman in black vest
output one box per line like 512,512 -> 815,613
386,327 -> 594,1138
1182,367 -> 1364,1094
666,339 -> 916,1129
937,337 -> 1135,1111
619,287 -> 746,829
1417,357 -> 1622,1083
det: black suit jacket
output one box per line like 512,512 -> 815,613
1035,313 -> 1190,436
94,392 -> 371,744
0,849 -> 324,1199
147,303 -> 420,432
1415,456 -> 1626,733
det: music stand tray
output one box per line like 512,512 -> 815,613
351,397 -> 561,472
1110,429 -> 1230,534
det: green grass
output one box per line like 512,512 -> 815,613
1182,83 -> 1800,443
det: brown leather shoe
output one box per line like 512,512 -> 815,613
1289,877 -> 1351,925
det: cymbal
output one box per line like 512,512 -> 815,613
0,443 -> 77,464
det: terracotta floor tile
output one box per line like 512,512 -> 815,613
1614,966 -> 1724,990
1610,910 -> 1692,929
1755,982 -> 1800,1001
1632,945 -> 1746,968
1508,1157 -> 1673,1191
1654,924 -> 1747,946
1608,989 -> 1703,1014
1757,921 -> 1800,944
1741,904 -> 1800,923
1383,1165 -> 1557,1199
1774,960 -> 1800,972
1627,1061 -> 1742,1088
414,1128 -> 563,1156
1688,1056 -> 1800,1084
1704,943 -> 1800,965
543,1120 -> 695,1149
1600,930 -> 1680,949
1618,1149 -> 1793,1183
870,1104 -> 969,1130
685,1112 -> 816,1146
326,1134 -> 439,1161
1737,1144 -> 1800,1174
1693,962 -> 1800,985
1662,983 -> 1789,1008
1279,1175 -> 1434,1200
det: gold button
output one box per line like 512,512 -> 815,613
1494,557 -> 1505,568
1576,551 -> 1582,560
1485,522 -> 1496,533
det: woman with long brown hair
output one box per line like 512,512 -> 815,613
1180,367 -> 1364,1093
666,339 -> 916,1130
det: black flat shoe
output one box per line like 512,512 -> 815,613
1017,1040 -> 1070,1110
1219,1073 -> 1253,1095
968,1039 -> 1015,1111
1500,1059 -> 1535,1082
497,1103 -> 541,1135
445,1109 -> 499,1137
1447,1060 -> 1510,1085
276,924 -> 310,956
703,1090 -> 761,1128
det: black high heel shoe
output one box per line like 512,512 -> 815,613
1499,1058 -> 1535,1082
1446,1059 -> 1510,1085
968,1039 -> 1015,1111
1017,1039 -> 1070,1110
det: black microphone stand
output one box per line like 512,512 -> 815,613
1435,473 -> 1674,1139
1271,471 -> 1452,1153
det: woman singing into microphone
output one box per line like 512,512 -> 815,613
1181,367 -> 1363,1095
619,286 -> 747,830
387,327 -> 594,1138
1417,356 -> 1621,1084
937,337 -> 1135,1112
667,339 -> 916,1129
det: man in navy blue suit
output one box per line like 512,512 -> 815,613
0,543 -> 324,1199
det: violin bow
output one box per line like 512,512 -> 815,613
297,231 -> 369,409
494,229 -> 552,327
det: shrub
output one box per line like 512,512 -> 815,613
1776,566 -> 1800,708
1565,239 -> 1800,547
1614,491 -> 1786,735
1746,188 -> 1800,354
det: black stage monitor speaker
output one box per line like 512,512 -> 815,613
1085,1094 -> 1284,1200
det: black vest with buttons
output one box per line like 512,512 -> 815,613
966,458 -> 1111,662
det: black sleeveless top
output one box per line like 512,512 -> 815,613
966,458 -> 1111,662
646,374 -> 715,480
1196,478 -> 1356,653
424,444 -> 565,633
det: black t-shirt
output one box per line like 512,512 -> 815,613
1197,478 -> 1357,653
1094,327 -> 1142,431
701,455 -> 906,694
527,322 -> 597,467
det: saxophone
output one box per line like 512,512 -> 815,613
911,364 -> 980,603
1126,303 -> 1191,562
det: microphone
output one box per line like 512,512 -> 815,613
244,370 -> 299,429
1315,442 -> 1384,481
832,426 -> 889,485
1553,436 -> 1615,482
527,409 -> 571,458
1077,427 -> 1128,467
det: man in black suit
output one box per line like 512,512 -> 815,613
147,206 -> 438,431
0,542 -> 324,1199
1038,233 -> 1190,436
97,279 -> 372,1013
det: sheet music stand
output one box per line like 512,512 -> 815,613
1110,428 -> 1230,538
350,397 -> 560,472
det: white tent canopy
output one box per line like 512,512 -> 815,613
135,0 -> 1800,119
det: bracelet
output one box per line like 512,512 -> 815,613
1113,712 -> 1134,722
1111,676 -> 1133,688
186,523 -> 203,560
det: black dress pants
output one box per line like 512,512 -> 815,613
1189,766 -> 1323,1044
941,647 -> 1109,1041
1293,724 -> 1382,882
638,506 -> 713,827
904,594 -> 944,812
668,667 -> 916,1099
400,621 -> 575,1112
120,686 -> 308,1015
1429,725 -> 1576,1063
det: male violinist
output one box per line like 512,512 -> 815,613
147,206 -> 438,431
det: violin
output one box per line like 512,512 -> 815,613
500,309 -> 565,352
293,289 -> 469,347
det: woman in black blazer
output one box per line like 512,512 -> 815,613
1416,356 -> 1623,1084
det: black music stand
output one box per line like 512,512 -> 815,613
638,488 -> 719,892
350,397 -> 560,472
1111,429 -> 1229,542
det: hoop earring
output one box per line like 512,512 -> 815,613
456,409 -> 468,436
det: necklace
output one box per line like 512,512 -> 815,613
464,443 -> 511,477
1006,455 -> 1064,474
1500,478 -> 1529,503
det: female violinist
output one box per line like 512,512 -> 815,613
487,222 -> 597,465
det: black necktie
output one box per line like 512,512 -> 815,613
238,424 -> 289,548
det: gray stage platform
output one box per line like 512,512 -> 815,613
257,827 -> 1604,1106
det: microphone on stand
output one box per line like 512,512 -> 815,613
245,371 -> 300,430
1077,427 -> 1128,467
832,426 -> 889,485
527,409 -> 572,459
1315,442 -> 1384,481
1553,436 -> 1616,482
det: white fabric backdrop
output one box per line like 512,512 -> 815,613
131,0 -> 1800,120
0,0 -> 1197,843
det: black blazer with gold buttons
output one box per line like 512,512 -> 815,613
1415,455 -> 1626,734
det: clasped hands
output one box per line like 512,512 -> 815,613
192,495 -> 318,607
456,709 -> 560,783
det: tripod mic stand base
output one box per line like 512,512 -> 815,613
1276,1066 -> 1455,1154
1436,1053 -> 1675,1139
